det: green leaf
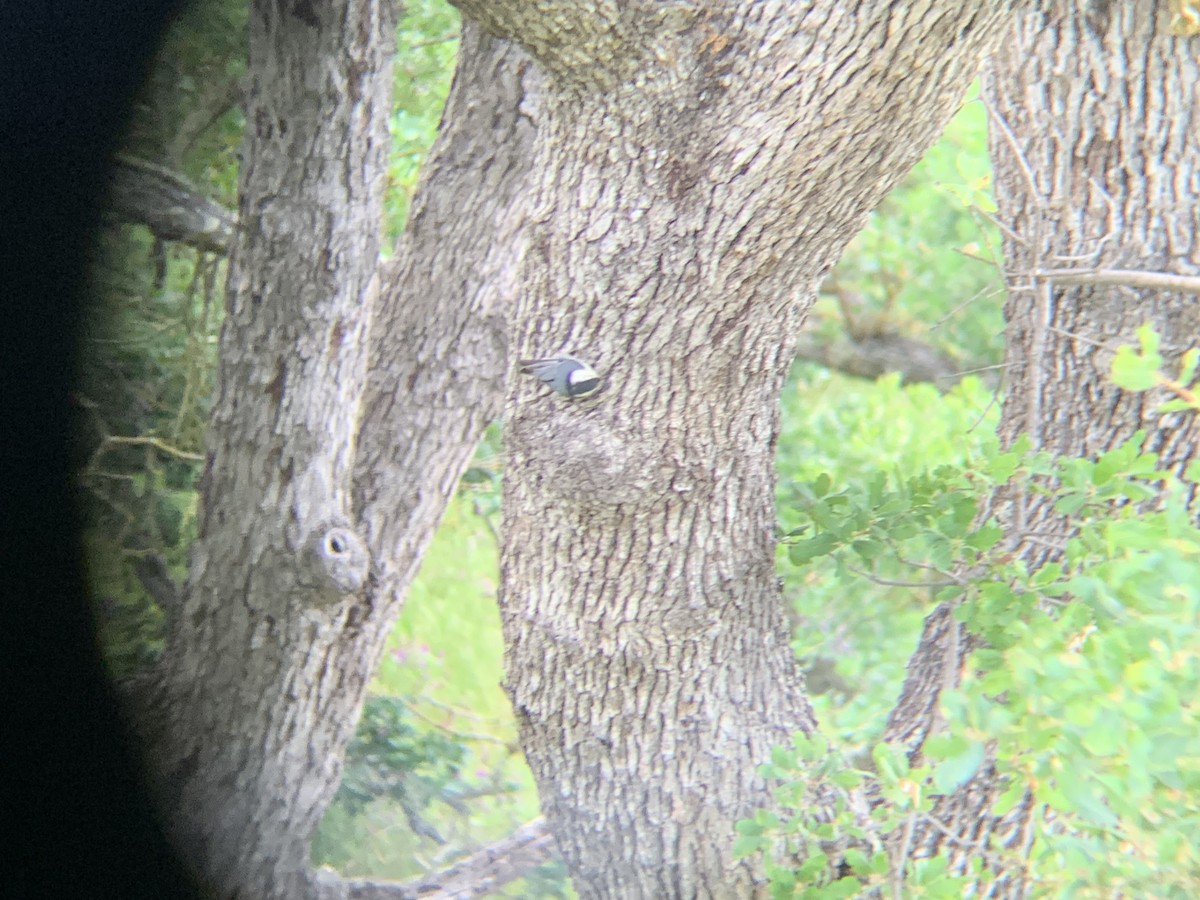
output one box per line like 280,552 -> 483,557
867,471 -> 887,507
1057,770 -> 1120,828
915,854 -> 949,884
788,533 -> 837,565
842,847 -> 869,874
766,864 -> 796,894
795,730 -> 829,760
932,740 -> 985,794
831,769 -> 862,790
966,522 -> 1003,552
1176,345 -> 1195,381
921,734 -> 964,761
812,472 -> 832,498
795,851 -> 829,880
1111,343 -> 1161,392
1080,721 -> 1122,758
757,810 -> 783,830
851,539 -> 884,561
736,818 -> 763,836
732,833 -> 764,859
826,876 -> 867,898
1054,493 -> 1089,516
771,745 -> 796,769
872,742 -> 909,781
992,779 -> 1026,816
1136,322 -> 1162,356
986,449 -> 1021,482
1030,562 -> 1064,588
1157,398 -> 1196,413
1178,346 -> 1200,384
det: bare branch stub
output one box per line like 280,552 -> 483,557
310,818 -> 556,900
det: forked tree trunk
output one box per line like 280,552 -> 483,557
126,8 -> 539,898
449,1 -> 1021,894
133,3 -> 393,894
885,1 -> 1200,892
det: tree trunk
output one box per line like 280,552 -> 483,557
138,3 -> 393,894
127,8 -> 539,898
885,0 -> 1200,891
450,1 -> 1021,894
987,0 -> 1200,483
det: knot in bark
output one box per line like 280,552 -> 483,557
300,520 -> 370,599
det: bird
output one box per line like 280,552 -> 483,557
518,355 -> 603,399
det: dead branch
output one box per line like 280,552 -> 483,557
313,818 -> 557,900
1035,267 -> 1200,296
104,154 -> 235,253
793,331 -> 985,390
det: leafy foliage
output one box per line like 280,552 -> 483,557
1110,323 -> 1200,415
384,0 -> 461,244
776,370 -> 998,739
751,426 -> 1200,897
336,695 -> 468,816
811,85 -> 1003,368
312,494 -> 547,882
79,229 -> 221,677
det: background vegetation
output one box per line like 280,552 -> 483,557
81,0 -> 1199,896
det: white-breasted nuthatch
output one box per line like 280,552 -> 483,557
518,355 -> 603,399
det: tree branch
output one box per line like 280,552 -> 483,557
86,433 -> 205,465
313,818 -> 556,900
448,1 -> 674,87
353,24 -> 538,585
793,331 -> 978,390
133,553 -> 180,612
1034,267 -> 1200,296
104,154 -> 234,253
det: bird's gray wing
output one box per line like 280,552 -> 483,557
518,358 -> 563,383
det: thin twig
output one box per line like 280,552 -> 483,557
407,31 -> 461,50
1034,267 -> 1200,296
950,362 -> 1009,377
402,694 -> 519,748
1044,325 -> 1108,350
92,434 -> 203,462
973,205 -> 1027,249
981,99 -> 1043,210
920,810 -> 1021,873
891,551 -> 968,587
847,566 -> 957,590
1159,374 -> 1200,409
932,282 -> 1007,332
966,384 -> 1003,434
892,810 -> 917,900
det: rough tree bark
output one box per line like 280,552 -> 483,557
125,7 -> 540,898
129,2 -> 393,894
884,1 -> 1200,892
987,0 -> 1200,482
445,1 -> 1021,895
105,154 -> 235,253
